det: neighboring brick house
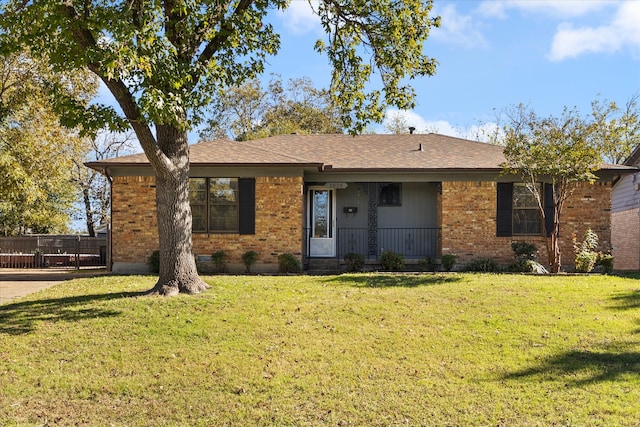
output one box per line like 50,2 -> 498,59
612,145 -> 640,271
87,134 -> 630,273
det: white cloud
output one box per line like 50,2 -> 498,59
278,1 -> 322,35
382,109 -> 501,142
432,4 -> 488,49
548,1 -> 640,61
478,0 -> 612,19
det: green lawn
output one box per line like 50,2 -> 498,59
2,273 -> 640,426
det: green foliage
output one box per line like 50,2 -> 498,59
418,257 -> 436,272
441,254 -> 457,272
573,229 -> 599,273
0,52 -> 97,235
380,250 -> 405,271
343,252 -> 365,272
509,241 -> 542,273
241,250 -> 259,273
590,93 -> 640,164
463,258 -> 501,273
501,104 -> 602,272
277,253 -> 301,274
200,76 -> 343,141
597,252 -> 614,274
211,250 -> 227,273
148,250 -> 160,274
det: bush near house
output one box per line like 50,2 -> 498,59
277,253 -> 301,273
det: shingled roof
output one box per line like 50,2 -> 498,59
88,133 -> 506,171
87,133 -> 634,173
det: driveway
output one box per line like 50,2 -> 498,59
0,268 -> 107,304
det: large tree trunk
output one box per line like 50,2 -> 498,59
146,125 -> 209,296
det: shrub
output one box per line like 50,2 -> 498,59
508,241 -> 541,272
597,252 -> 614,274
463,258 -> 500,272
441,254 -> 457,272
511,241 -> 537,260
380,250 -> 404,271
211,250 -> 227,273
344,252 -> 365,272
278,253 -> 301,273
149,250 -> 160,274
573,229 -> 599,273
418,257 -> 436,272
241,250 -> 258,273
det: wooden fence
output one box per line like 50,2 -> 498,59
0,235 -> 107,269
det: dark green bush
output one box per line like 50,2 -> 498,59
344,252 -> 365,272
418,257 -> 436,272
278,253 -> 301,273
596,252 -> 614,274
463,258 -> 500,272
211,250 -> 227,273
149,250 -> 160,274
441,254 -> 457,272
241,250 -> 259,273
380,250 -> 404,271
511,241 -> 537,260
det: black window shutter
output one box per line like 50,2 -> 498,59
496,183 -> 513,237
238,178 -> 255,235
543,183 -> 554,237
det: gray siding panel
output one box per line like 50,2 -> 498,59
613,173 -> 640,213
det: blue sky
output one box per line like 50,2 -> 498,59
96,0 -> 640,143
260,0 -> 640,139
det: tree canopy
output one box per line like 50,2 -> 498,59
501,104 -> 601,273
0,52 -> 97,235
0,0 -> 440,294
199,76 -> 343,141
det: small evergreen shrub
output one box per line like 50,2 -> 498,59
463,258 -> 500,272
597,252 -> 614,274
211,250 -> 227,273
418,257 -> 436,272
380,250 -> 405,271
441,254 -> 457,272
573,229 -> 599,273
149,250 -> 160,274
241,250 -> 259,273
278,253 -> 301,273
344,252 -> 365,272
508,241 -> 541,272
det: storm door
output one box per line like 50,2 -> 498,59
308,188 -> 336,257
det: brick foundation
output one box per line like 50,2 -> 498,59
441,181 -> 612,270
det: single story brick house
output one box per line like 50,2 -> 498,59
611,145 -> 640,271
87,133 -> 631,273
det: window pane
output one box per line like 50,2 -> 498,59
379,183 -> 401,206
192,205 -> 207,232
210,205 -> 238,232
313,190 -> 329,238
189,178 -> 207,204
513,209 -> 541,235
513,184 -> 538,208
209,178 -> 238,203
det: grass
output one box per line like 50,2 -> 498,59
1,273 -> 640,426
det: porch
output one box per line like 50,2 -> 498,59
304,181 -> 442,266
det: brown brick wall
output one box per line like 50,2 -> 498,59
111,175 -> 304,270
441,181 -> 612,270
612,208 -> 640,271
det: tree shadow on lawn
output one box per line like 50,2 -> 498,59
609,289 -> 640,311
0,291 -> 144,336
327,273 -> 464,288
502,347 -> 640,386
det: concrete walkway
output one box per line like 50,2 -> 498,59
0,268 -> 107,305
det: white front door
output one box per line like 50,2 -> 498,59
308,188 -> 336,257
